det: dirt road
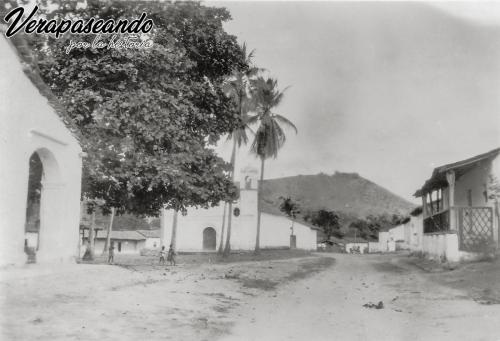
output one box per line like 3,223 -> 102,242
1,252 -> 499,340
0,253 -> 330,341
223,253 -> 500,341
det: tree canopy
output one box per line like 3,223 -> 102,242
279,196 -> 300,220
8,0 -> 248,215
306,209 -> 341,240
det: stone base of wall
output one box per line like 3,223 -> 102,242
422,232 -> 460,263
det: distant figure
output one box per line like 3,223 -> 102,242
159,246 -> 166,265
108,242 -> 115,264
167,244 -> 176,266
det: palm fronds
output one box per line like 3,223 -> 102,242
249,77 -> 297,160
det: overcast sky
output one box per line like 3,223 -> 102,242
212,1 -> 500,203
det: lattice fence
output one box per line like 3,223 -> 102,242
458,207 -> 494,252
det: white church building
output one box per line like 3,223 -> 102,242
0,35 -> 83,266
160,166 -> 318,252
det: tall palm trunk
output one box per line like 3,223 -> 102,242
223,140 -> 238,257
102,207 -> 115,255
255,156 -> 265,254
171,209 -> 178,251
218,202 -> 227,254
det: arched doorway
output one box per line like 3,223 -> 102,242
202,227 -> 216,250
24,152 -> 43,262
24,148 -> 63,263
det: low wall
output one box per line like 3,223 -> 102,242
368,242 -> 382,253
368,240 -> 395,253
421,232 -> 459,262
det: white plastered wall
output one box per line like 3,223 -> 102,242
0,37 -> 82,266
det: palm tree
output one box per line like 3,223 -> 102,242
250,77 -> 297,254
221,43 -> 260,257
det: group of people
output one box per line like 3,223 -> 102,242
106,243 -> 176,266
159,244 -> 176,266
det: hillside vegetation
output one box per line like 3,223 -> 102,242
260,172 -> 415,219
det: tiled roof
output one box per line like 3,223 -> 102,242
96,230 -> 146,241
136,229 -> 161,238
415,148 -> 500,197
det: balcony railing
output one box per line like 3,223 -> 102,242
423,209 -> 450,233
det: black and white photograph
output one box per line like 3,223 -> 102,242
0,0 -> 499,340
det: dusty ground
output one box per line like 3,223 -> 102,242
224,253 -> 500,341
424,257 -> 500,305
0,250 -> 331,341
1,251 -> 500,340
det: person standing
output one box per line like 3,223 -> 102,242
108,242 -> 115,264
159,246 -> 166,265
167,244 -> 176,266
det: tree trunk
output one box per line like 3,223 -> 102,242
218,202 -> 227,254
223,140 -> 238,258
83,211 -> 96,260
255,156 -> 265,254
78,201 -> 84,259
102,207 -> 115,255
159,205 -> 168,247
171,209 -> 178,252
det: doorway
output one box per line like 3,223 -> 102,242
203,227 -> 216,250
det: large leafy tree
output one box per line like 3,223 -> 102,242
309,209 -> 341,240
221,43 -> 259,257
9,0 -> 246,215
250,77 -> 297,253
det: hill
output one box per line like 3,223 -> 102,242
260,172 -> 415,219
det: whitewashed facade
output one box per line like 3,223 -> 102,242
160,166 -> 318,252
0,36 -> 82,266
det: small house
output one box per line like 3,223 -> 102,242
414,148 -> 500,262
93,230 -> 146,254
371,230 -> 396,253
406,208 -> 424,252
137,229 -> 161,249
344,237 -> 369,254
